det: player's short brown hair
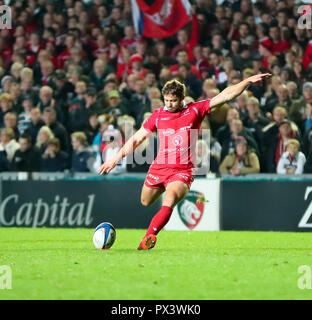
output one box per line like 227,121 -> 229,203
162,79 -> 186,99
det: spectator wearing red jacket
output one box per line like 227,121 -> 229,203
57,33 -> 76,69
119,25 -> 141,52
265,25 -> 291,56
170,49 -> 201,80
303,40 -> 312,70
171,15 -> 199,62
127,54 -> 148,78
92,33 -> 110,59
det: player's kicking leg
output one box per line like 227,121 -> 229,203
138,181 -> 189,250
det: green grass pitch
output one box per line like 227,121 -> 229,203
1,228 -> 312,300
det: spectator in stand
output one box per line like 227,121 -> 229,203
263,119 -> 301,173
277,139 -> 306,175
85,112 -> 100,145
0,144 -> 8,171
0,93 -> 16,129
84,87 -> 103,116
10,62 -> 23,83
25,107 -> 44,145
263,75 -> 282,113
244,96 -> 270,150
119,25 -> 140,51
71,131 -> 94,172
40,138 -> 69,172
27,32 -> 43,66
227,39 -> 242,71
127,54 -> 148,78
232,90 -> 249,123
103,90 -> 127,117
20,68 -> 38,104
207,49 -> 225,85
52,69 -> 75,113
289,82 -> 312,134
66,47 -> 91,75
237,44 -> 253,71
101,124 -> 125,174
150,99 -> 163,112
38,60 -> 55,88
144,71 -> 158,91
92,33 -> 110,59
242,68 -> 264,100
126,77 -> 151,128
0,76 -> 13,94
36,125 -> 55,155
10,133 -> 41,172
199,78 -> 218,100
286,81 -> 300,101
38,86 -> 64,124
171,17 -> 199,62
17,94 -> 33,135
178,63 -> 202,100
8,82 -> 23,113
191,44 -> 210,80
33,49 -> 55,84
219,136 -> 260,176
216,108 -> 240,155
67,81 -> 87,132
237,22 -> 255,47
0,128 -> 20,162
194,139 -> 219,176
219,118 -> 259,161
91,114 -> 116,161
170,49 -> 200,79
148,87 -> 161,102
293,60 -> 306,89
266,25 -> 291,56
264,83 -> 292,116
43,107 -> 69,152
4,112 -> 19,139
89,58 -> 114,91
211,33 -> 228,57
57,33 -> 77,69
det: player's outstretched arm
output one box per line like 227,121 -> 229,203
209,73 -> 271,112
98,126 -> 150,175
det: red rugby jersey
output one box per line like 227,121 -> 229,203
143,100 -> 211,169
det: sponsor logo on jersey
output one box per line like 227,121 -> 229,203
177,190 -> 205,230
162,128 -> 175,136
178,124 -> 193,131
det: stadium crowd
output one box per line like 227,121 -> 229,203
1,0 -> 312,176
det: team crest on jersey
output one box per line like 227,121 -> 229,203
172,135 -> 183,146
177,190 -> 204,230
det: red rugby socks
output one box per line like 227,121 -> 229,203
145,206 -> 173,236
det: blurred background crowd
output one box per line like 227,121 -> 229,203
1,0 -> 312,176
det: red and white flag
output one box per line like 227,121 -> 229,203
131,0 -> 192,38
